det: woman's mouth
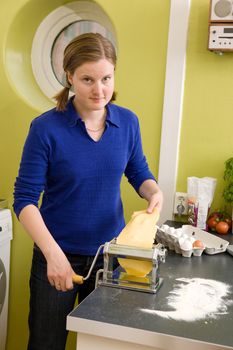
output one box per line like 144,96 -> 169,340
90,97 -> 104,102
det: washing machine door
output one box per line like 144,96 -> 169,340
0,259 -> 6,315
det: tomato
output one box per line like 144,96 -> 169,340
216,221 -> 229,235
207,210 -> 232,232
207,217 -> 219,231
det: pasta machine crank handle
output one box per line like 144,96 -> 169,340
72,244 -> 105,284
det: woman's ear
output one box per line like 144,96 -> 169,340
67,72 -> 73,86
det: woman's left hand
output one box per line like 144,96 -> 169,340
139,179 -> 163,214
146,189 -> 163,213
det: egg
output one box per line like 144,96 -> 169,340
175,228 -> 183,238
182,233 -> 188,240
168,227 -> 176,235
178,236 -> 186,246
193,240 -> 205,249
180,239 -> 193,251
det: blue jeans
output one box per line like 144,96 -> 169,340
27,245 -> 104,350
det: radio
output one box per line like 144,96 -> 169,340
208,0 -> 233,52
210,0 -> 233,22
208,24 -> 233,50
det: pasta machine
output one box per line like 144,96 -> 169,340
73,238 -> 166,294
96,238 -> 166,293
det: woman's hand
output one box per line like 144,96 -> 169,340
146,189 -> 163,213
19,205 -> 75,292
139,179 -> 163,214
45,246 -> 75,292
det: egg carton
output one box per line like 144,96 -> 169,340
156,224 -> 229,258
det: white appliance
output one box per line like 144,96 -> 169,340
210,0 -> 233,22
208,24 -> 233,50
0,209 -> 12,350
208,0 -> 233,52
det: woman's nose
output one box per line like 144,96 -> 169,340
92,81 -> 102,95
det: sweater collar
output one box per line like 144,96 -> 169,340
63,97 -> 120,128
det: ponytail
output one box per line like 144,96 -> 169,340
53,83 -> 71,111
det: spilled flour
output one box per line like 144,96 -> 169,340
141,278 -> 232,322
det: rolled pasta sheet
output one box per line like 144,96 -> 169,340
116,208 -> 159,277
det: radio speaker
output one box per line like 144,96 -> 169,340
210,0 -> 233,21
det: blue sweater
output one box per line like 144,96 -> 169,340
13,98 -> 155,254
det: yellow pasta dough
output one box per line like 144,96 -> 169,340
116,208 -> 159,277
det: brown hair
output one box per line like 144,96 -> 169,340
53,32 -> 117,111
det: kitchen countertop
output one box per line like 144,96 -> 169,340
67,224 -> 233,350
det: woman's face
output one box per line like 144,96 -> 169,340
67,58 -> 115,113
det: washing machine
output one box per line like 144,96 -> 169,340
0,209 -> 12,350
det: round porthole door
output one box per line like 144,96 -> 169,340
31,1 -> 117,100
5,0 -> 117,111
0,259 -> 6,315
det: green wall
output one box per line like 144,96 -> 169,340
0,1 -> 170,349
177,0 -> 233,211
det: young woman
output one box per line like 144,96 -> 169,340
13,32 -> 163,350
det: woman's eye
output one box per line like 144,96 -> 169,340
103,76 -> 111,83
83,77 -> 92,83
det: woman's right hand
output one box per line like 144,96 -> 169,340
18,205 -> 75,292
45,245 -> 75,292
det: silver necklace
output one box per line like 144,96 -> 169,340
86,125 -> 105,133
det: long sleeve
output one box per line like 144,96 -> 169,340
13,120 -> 49,218
124,118 -> 155,192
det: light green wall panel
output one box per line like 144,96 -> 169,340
97,0 -> 170,220
177,0 -> 233,212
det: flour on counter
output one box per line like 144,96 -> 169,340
141,278 -> 232,322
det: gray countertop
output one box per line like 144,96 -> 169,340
67,226 -> 233,349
